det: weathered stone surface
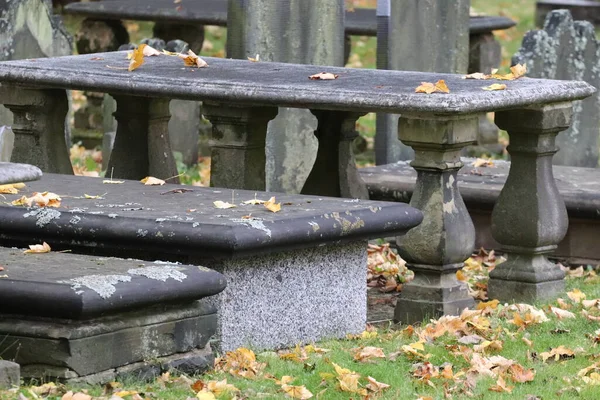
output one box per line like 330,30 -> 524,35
0,162 -> 42,184
0,247 -> 226,319
228,0 -> 345,193
0,360 -> 19,389
201,241 -> 367,351
514,10 -> 600,167
375,0 -> 470,164
75,18 -> 128,54
536,0 -> 600,27
0,126 -> 14,162
1,301 -> 216,379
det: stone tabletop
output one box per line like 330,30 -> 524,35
0,162 -> 42,185
63,0 -> 516,36
0,174 -> 423,258
0,52 -> 594,115
0,247 -> 226,319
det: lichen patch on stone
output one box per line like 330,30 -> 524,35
62,274 -> 132,299
230,218 -> 272,237
128,265 -> 187,282
23,208 -> 61,227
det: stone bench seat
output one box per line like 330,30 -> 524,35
0,247 -> 226,381
0,173 -> 423,355
360,159 -> 600,262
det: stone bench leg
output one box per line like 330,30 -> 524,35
0,86 -> 72,174
394,115 -> 478,324
301,110 -> 369,199
107,95 -> 178,181
202,103 -> 278,190
488,104 -> 571,303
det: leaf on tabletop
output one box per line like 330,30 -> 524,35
248,54 -> 260,62
243,194 -> 266,205
471,158 -> 494,168
84,194 -> 104,199
128,44 -> 146,71
141,176 -> 166,186
264,196 -> 281,213
510,63 -> 527,79
214,200 -> 236,209
415,79 -> 449,94
281,384 -> 313,399
142,45 -> 161,56
179,50 -> 208,68
463,72 -> 489,80
309,72 -> 339,80
12,191 -> 61,207
482,83 -> 507,91
0,182 -> 25,194
24,242 -> 51,254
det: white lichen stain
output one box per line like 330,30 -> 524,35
128,265 -> 187,282
446,175 -> 455,189
62,274 -> 132,299
443,199 -> 458,214
308,221 -> 320,232
23,208 -> 61,227
137,229 -> 148,237
230,218 -> 272,237
69,215 -> 81,225
331,212 -> 365,235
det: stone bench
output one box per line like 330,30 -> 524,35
360,159 -> 600,263
0,173 -> 423,354
535,0 -> 600,27
0,247 -> 226,382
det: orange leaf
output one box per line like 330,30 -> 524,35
264,196 -> 281,213
415,79 -> 450,94
140,176 -> 166,186
24,242 -> 52,254
128,44 -> 146,71
179,50 -> 208,68
510,63 -> 527,79
509,364 -> 536,383
482,83 -> 507,91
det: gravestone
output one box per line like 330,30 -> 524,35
0,0 -> 72,149
513,10 -> 600,167
0,126 -> 14,162
375,0 -> 470,164
227,0 -> 345,193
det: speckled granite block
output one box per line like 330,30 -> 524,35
206,241 -> 367,351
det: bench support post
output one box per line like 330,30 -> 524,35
488,104 -> 572,303
107,95 -> 178,181
203,103 -> 278,191
301,110 -> 369,199
0,86 -> 72,174
394,116 -> 477,324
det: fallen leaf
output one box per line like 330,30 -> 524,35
540,345 -> 575,362
463,72 -> 489,80
415,79 -> 450,94
179,50 -> 208,68
264,196 -> 281,213
482,83 -> 507,91
248,54 -> 260,62
510,63 -> 527,79
128,44 -> 146,71
141,176 -> 166,186
12,191 -> 61,207
214,201 -> 236,209
365,376 -> 390,393
84,194 -> 104,199
309,72 -> 338,80
471,158 -> 494,168
549,306 -> 576,319
142,45 -> 161,56
103,179 -> 125,184
567,288 -> 587,303
281,384 -> 313,399
352,346 -> 386,362
489,375 -> 513,393
196,392 -> 216,400
509,364 -> 536,383
0,182 -> 24,194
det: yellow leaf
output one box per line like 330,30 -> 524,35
214,200 -> 237,209
84,194 -> 103,199
206,379 -> 240,396
482,83 -> 507,91
489,375 -> 513,393
264,196 -> 281,213
11,191 -> 62,208
567,288 -> 586,303
162,49 -> 179,56
24,242 -> 51,254
510,63 -> 527,79
243,195 -> 266,205
352,346 -> 386,362
540,345 -> 575,362
477,299 -> 499,310
103,179 -> 125,184
434,79 -> 450,93
365,376 -> 390,392
471,158 -> 494,167
463,72 -> 489,80
140,176 -> 166,186
196,392 -> 216,400
179,50 -> 208,68
415,80 -> 449,94
309,72 -> 339,80
456,269 -> 468,281
281,384 -> 313,399
114,391 -> 138,397
248,54 -> 260,62
0,183 -> 24,194
128,44 -> 146,71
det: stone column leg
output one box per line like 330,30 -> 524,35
0,86 -> 72,174
202,103 -> 278,190
107,95 -> 178,181
301,110 -> 369,199
394,116 -> 478,324
488,104 -> 572,303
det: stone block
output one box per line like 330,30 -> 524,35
0,125 -> 14,162
0,361 -> 19,389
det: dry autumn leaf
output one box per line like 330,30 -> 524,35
142,45 -> 161,57
463,72 -> 488,80
509,364 -> 536,383
141,176 -> 166,186
195,392 -> 216,400
567,288 -> 587,303
366,376 -> 390,393
540,345 -> 575,362
128,44 -> 146,71
352,346 -> 386,362
471,158 -> 494,168
0,182 -> 25,194
214,201 -> 236,209
482,83 -> 507,91
510,63 -> 528,79
415,79 -> 450,94
248,54 -> 260,62
281,384 -> 313,399
264,196 -> 281,213
24,242 -> 51,254
179,50 -> 208,68
12,191 -> 61,208
309,72 -> 338,80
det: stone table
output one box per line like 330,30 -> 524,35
0,162 -> 42,185
0,51 -> 594,321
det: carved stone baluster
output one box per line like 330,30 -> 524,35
202,103 -> 278,190
0,86 -> 72,174
488,104 -> 572,302
107,95 -> 177,181
394,115 -> 478,324
301,110 -> 369,199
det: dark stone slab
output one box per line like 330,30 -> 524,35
63,0 -> 515,37
0,247 -> 225,319
0,173 -> 423,259
0,52 -> 594,116
0,162 -> 42,185
536,0 -> 600,26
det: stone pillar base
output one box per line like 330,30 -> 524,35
488,278 -> 565,304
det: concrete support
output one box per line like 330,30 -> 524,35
488,104 -> 572,303
375,0 -> 470,165
394,116 -> 477,323
227,0 -> 345,194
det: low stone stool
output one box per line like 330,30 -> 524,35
0,248 -> 226,382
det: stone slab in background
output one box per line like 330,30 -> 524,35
514,10 -> 600,167
535,0 -> 600,27
0,126 -> 14,162
0,162 -> 42,184
0,361 -> 19,389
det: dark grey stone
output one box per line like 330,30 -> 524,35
165,39 -> 190,53
141,38 -> 166,51
0,247 -> 226,319
0,360 -> 19,389
75,18 -> 128,54
0,162 -> 42,185
0,126 -> 14,162
514,10 -> 600,167
536,0 -> 600,27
